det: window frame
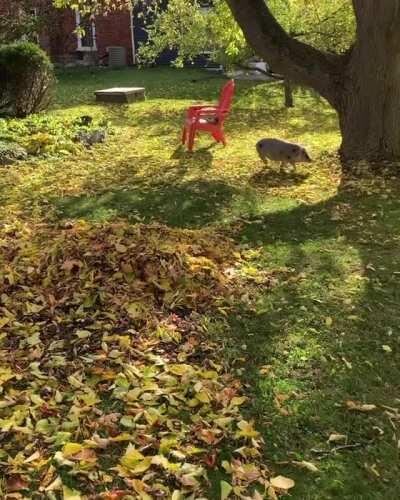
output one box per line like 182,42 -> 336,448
75,11 -> 97,52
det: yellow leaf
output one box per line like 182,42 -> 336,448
125,302 -> 149,319
328,433 -> 347,443
230,396 -> 247,406
168,364 -> 191,376
292,460 -> 319,473
214,417 -> 233,428
196,391 -> 211,404
220,480 -> 232,500
201,370 -> 218,379
125,457 -> 152,475
67,375 -> 82,388
63,443 -> 82,457
0,317 -> 11,328
0,366 -> 15,385
270,475 -> 295,490
325,316 -> 333,327
235,420 -> 260,439
120,445 -> 152,474
62,485 -> 82,499
121,446 -> 144,465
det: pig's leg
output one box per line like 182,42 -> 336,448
280,161 -> 287,171
258,154 -> 269,168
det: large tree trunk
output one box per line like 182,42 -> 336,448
227,0 -> 400,163
338,1 -> 400,161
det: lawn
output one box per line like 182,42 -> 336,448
1,67 -> 400,499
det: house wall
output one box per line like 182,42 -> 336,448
46,8 -> 134,65
95,11 -> 134,65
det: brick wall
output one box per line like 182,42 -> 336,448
47,9 -> 134,65
0,0 -> 134,66
95,11 -> 134,65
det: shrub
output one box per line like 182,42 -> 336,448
0,42 -> 55,118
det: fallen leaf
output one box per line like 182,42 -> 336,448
345,400 -> 377,412
270,475 -> 295,491
220,480 -> 232,500
292,460 -> 319,473
6,476 -> 29,492
328,433 -> 347,443
63,485 -> 82,500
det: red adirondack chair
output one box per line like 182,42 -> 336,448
182,79 -> 235,152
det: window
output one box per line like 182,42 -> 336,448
75,12 -> 96,51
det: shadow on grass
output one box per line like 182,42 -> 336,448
250,168 -> 309,188
55,178 -> 239,228
224,179 -> 400,498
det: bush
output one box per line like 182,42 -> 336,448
0,42 -> 55,118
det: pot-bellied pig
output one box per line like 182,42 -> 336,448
256,138 -> 312,169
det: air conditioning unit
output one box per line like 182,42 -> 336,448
108,46 -> 126,67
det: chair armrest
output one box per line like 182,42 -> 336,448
187,105 -> 218,118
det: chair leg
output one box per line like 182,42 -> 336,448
182,125 -> 187,145
212,129 -> 226,146
221,133 -> 226,146
188,126 -> 196,152
212,131 -> 220,143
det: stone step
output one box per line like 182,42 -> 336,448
95,87 -> 146,103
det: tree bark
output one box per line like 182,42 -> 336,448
225,0 -> 345,108
338,1 -> 400,161
226,0 -> 400,163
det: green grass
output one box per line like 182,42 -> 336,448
2,66 -> 400,498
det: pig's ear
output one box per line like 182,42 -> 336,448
303,149 -> 312,161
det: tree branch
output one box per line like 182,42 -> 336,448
225,0 -> 347,108
235,63 -> 284,81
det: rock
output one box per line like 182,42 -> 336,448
0,141 -> 28,165
75,128 -> 107,148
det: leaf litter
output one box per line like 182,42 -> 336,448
0,219 -> 287,498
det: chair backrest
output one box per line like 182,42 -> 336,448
217,79 -> 235,119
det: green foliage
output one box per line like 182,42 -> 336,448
0,42 -> 55,117
0,113 -> 109,158
135,0 -> 355,68
137,0 -> 250,68
0,0 -> 43,44
269,0 -> 355,53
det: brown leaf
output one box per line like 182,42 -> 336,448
6,476 -> 29,492
345,400 -> 377,412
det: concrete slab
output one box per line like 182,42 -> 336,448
95,87 -> 146,103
